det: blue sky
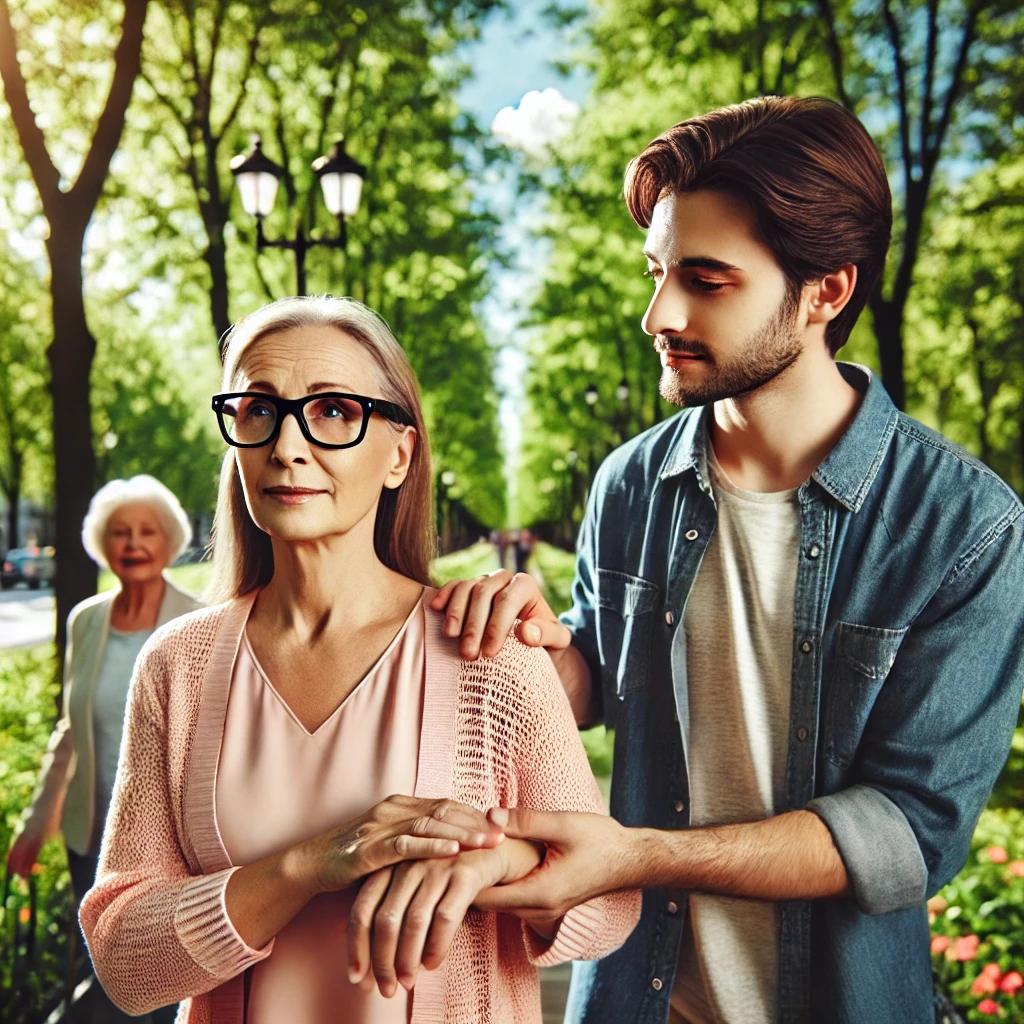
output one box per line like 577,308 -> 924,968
455,1 -> 590,520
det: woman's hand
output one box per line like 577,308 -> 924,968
347,838 -> 546,996
291,794 -> 504,898
6,822 -> 46,879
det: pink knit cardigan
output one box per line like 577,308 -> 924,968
79,592 -> 640,1024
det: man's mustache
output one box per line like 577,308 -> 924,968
653,335 -> 711,358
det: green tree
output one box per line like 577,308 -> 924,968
0,0 -> 149,652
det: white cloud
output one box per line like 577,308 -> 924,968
491,87 -> 579,160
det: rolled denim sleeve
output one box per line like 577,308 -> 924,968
559,465 -> 606,721
808,785 -> 926,913
814,512 -> 1024,914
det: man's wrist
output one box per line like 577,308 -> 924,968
618,826 -> 673,890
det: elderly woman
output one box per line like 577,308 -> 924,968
7,474 -> 200,1022
79,296 -> 638,1024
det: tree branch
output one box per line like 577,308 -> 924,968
928,0 -> 981,172
813,0 -> 853,108
73,0 -> 150,210
882,0 -> 914,190
920,0 -> 939,159
0,0 -> 62,214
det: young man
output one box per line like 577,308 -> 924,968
434,96 -> 1024,1023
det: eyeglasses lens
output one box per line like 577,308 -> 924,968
221,395 -> 366,446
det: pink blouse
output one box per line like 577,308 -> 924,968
216,594 -> 426,1024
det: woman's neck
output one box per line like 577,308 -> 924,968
257,526 -> 423,644
110,576 -> 166,631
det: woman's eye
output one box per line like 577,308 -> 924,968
642,267 -> 659,280
242,401 -> 273,420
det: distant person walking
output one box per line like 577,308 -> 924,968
7,475 -> 199,1024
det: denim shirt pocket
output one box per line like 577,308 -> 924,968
825,621 -> 909,768
595,568 -> 661,697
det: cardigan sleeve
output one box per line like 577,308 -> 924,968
507,641 -> 641,965
78,636 -> 272,1015
22,602 -> 86,841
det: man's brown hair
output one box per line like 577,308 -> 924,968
624,96 -> 892,353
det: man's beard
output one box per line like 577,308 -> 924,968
658,290 -> 802,408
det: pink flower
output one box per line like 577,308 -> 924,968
931,935 -> 951,955
1009,861 -> 1024,878
948,934 -> 981,962
977,998 -> 1000,1016
982,963 -> 1005,979
986,846 -> 1009,864
1000,971 -> 1024,995
973,973 -> 1000,995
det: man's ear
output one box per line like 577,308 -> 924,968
383,427 -> 417,490
806,264 -> 858,326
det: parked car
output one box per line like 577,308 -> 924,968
1,546 -> 56,590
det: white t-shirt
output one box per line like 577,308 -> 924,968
92,626 -> 153,850
670,442 -> 800,1024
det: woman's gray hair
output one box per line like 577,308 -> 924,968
209,295 -> 435,603
81,475 -> 192,569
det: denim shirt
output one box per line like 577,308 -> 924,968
560,363 -> 1024,1024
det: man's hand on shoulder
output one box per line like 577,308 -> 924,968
431,570 -> 572,660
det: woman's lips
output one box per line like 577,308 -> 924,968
263,487 -> 325,505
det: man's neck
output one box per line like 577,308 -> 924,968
709,351 -> 862,493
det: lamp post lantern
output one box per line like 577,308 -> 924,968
230,135 -> 367,295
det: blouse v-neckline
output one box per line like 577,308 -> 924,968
240,590 -> 425,737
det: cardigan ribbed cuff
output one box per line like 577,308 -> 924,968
173,866 -> 274,979
523,899 -> 606,966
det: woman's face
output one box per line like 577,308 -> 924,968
103,502 -> 173,584
232,325 -> 416,547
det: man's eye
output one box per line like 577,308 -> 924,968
692,278 -> 725,293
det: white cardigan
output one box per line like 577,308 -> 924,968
24,577 -> 201,853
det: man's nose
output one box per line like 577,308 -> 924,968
271,410 -> 310,464
641,276 -> 687,338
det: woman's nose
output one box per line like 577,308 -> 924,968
271,411 -> 310,464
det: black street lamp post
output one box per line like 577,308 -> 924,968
230,136 -> 367,295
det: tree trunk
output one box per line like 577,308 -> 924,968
869,293 -> 906,409
5,474 -> 19,551
47,225 -> 98,654
202,205 -> 232,344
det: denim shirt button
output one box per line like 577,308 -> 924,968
665,610 -> 675,626
673,800 -> 685,813
667,900 -> 679,915
800,639 -> 813,653
808,544 -> 821,559
796,726 -> 809,742
685,528 -> 699,541
651,978 -> 664,991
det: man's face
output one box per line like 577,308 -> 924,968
642,189 -> 804,407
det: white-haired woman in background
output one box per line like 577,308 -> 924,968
7,475 -> 200,1022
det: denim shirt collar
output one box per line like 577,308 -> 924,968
659,362 -> 898,512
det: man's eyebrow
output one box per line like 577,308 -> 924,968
643,251 -> 741,273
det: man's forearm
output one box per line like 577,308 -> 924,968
630,809 -> 851,901
549,642 -> 599,727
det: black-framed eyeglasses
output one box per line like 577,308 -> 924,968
211,391 -> 415,450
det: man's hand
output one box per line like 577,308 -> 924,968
473,808 -> 642,924
430,570 -> 572,660
347,838 -> 545,996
